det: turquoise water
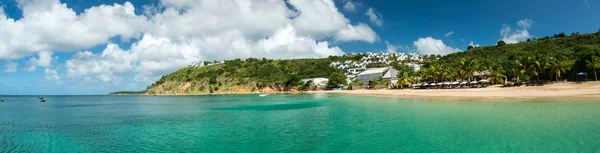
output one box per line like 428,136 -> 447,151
1,94 -> 600,152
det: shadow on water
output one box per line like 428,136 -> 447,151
212,102 -> 323,111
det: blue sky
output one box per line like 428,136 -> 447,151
0,0 -> 598,95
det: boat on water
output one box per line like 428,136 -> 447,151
38,96 -> 46,102
259,94 -> 269,97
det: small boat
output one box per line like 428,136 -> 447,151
38,96 -> 46,102
259,94 -> 269,97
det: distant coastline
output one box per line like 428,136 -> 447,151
108,91 -> 146,95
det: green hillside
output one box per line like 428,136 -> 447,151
144,57 -> 357,95
429,32 -> 600,83
143,31 -> 600,95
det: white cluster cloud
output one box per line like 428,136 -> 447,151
0,0 -> 148,59
66,25 -> 346,83
3,60 -> 18,73
290,0 -> 376,40
517,19 -> 533,29
25,51 -> 54,72
384,41 -> 411,54
501,19 -> 533,44
445,31 -> 454,37
335,23 -> 378,43
66,43 -> 135,83
469,41 -> 481,47
2,0 -> 379,84
585,0 -> 591,7
413,37 -> 460,55
365,7 -> 384,27
44,68 -> 60,81
343,0 -> 357,12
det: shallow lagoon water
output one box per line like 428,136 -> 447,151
1,94 -> 599,152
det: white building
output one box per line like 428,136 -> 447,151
355,66 -> 400,85
407,63 -> 422,71
301,78 -> 329,86
347,68 -> 367,75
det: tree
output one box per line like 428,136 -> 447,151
497,40 -> 507,47
516,56 -> 541,82
327,72 -> 347,87
209,77 -> 218,85
298,80 -> 313,91
467,45 -> 474,50
488,65 -> 507,85
395,65 -> 415,89
558,32 -> 566,38
284,74 -> 301,86
587,56 -> 600,81
547,57 -> 574,82
423,64 -> 442,82
459,58 -> 479,81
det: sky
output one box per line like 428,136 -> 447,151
0,0 -> 598,95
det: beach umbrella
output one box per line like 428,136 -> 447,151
460,82 -> 467,85
443,82 -> 451,85
479,80 -> 489,83
429,83 -> 436,86
577,72 -> 588,76
470,81 -> 479,84
452,82 -> 460,85
437,83 -> 443,86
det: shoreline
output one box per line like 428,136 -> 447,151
315,82 -> 600,102
134,82 -> 600,102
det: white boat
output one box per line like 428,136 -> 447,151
259,94 -> 269,97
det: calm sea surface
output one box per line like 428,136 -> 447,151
1,94 -> 599,152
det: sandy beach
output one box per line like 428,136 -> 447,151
319,82 -> 600,101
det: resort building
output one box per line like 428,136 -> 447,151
347,68 -> 367,75
330,52 -> 423,76
355,66 -> 400,85
301,78 -> 329,86
406,63 -> 422,71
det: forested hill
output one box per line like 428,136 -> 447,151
433,32 -> 600,81
144,57 -> 358,95
142,31 -> 600,95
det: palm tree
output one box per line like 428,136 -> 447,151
446,67 -> 458,82
547,57 -> 574,82
460,58 -> 479,81
397,71 -> 411,89
586,56 -> 600,81
488,65 -> 507,85
510,66 -> 521,83
476,64 -> 487,80
516,56 -> 541,82
534,54 -> 549,81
